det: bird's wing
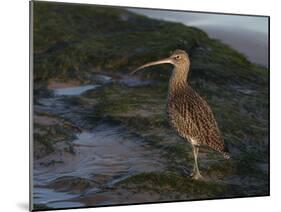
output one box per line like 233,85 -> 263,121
169,87 -> 225,153
168,106 -> 204,144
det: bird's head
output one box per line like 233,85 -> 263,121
131,49 -> 190,75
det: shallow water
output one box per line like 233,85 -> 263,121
33,125 -> 164,207
51,74 -> 152,97
53,85 -> 100,96
33,76 -> 164,208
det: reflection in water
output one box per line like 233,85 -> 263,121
33,187 -> 81,206
53,85 -> 100,96
33,79 -> 164,208
34,125 -> 164,207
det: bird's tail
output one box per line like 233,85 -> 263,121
222,145 -> 231,160
223,152 -> 231,160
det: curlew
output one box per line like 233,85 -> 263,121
131,49 -> 230,180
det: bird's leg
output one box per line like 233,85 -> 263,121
190,145 -> 203,180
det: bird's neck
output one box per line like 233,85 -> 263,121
168,66 -> 189,95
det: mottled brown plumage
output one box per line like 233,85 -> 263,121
132,49 -> 230,179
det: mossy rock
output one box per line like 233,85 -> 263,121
118,172 -> 246,199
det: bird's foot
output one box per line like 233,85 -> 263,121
190,172 -> 204,180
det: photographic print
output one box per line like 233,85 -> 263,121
30,0 -> 269,210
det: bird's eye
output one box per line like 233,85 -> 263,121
175,55 -> 181,60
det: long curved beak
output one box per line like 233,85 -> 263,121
130,57 -> 174,75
